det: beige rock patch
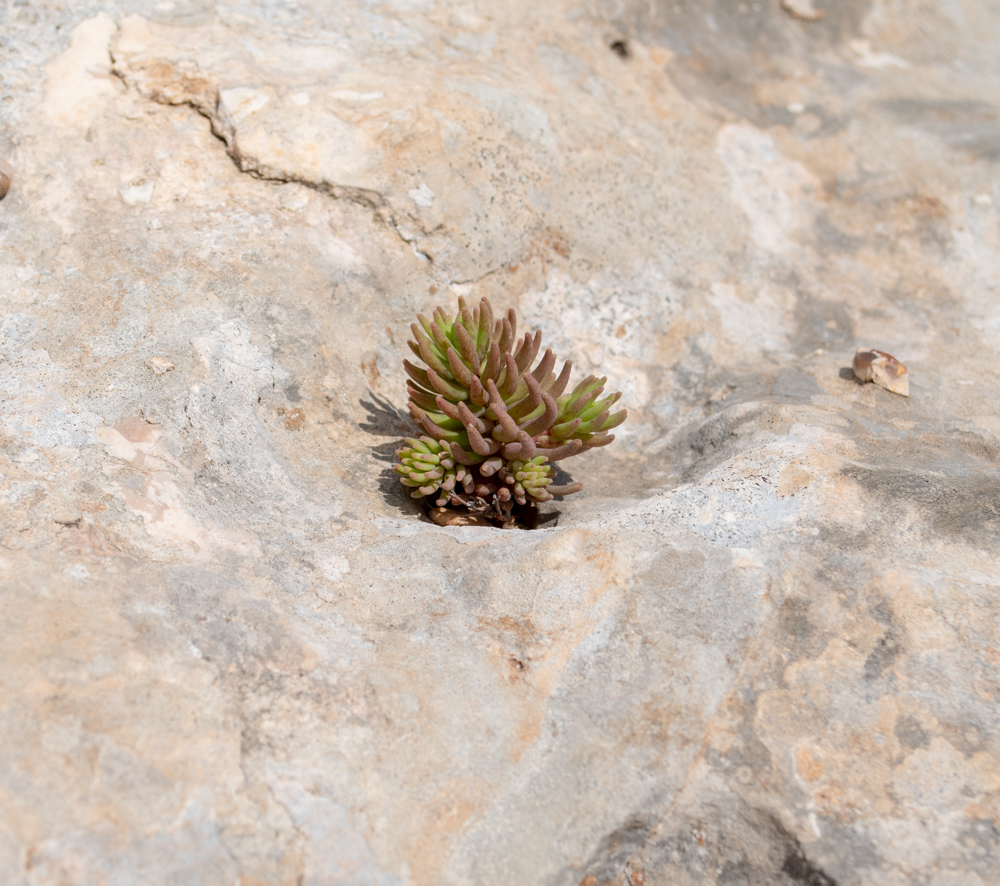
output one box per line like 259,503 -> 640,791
42,14 -> 119,125
98,418 -> 258,558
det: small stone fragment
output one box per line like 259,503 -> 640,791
120,179 -> 154,205
782,0 -> 825,20
0,159 -> 12,200
145,356 -> 175,375
853,348 -> 909,396
283,407 -> 305,431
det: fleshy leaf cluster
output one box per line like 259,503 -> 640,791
395,297 -> 626,521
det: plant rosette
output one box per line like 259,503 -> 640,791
393,297 -> 627,527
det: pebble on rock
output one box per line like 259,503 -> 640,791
0,159 -> 12,199
852,347 -> 909,396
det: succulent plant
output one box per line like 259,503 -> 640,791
394,297 -> 626,525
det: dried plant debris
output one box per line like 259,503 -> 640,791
427,508 -> 494,528
853,348 -> 909,396
394,297 -> 627,527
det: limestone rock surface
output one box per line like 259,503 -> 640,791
1,1 -> 999,884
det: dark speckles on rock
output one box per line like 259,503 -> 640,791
791,296 -> 854,352
705,688 -> 775,781
894,714 -> 930,751
781,849 -> 837,886
842,463 -> 1000,551
879,98 -> 1000,161
630,802 -> 847,886
862,627 -> 902,681
776,597 -> 826,660
813,213 -> 865,254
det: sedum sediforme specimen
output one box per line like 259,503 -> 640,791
394,297 -> 626,524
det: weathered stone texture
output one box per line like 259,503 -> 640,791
1,0 -> 998,883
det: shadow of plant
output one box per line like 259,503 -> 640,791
359,392 -> 420,516
359,392 -> 412,445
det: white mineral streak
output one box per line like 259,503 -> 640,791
782,0 -> 825,21
218,87 -> 271,127
119,180 -> 154,204
2,2 -> 1000,884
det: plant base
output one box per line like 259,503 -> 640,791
422,494 -> 542,530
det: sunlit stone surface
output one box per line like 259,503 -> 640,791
1,1 -> 999,883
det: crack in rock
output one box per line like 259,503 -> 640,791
111,54 -> 433,262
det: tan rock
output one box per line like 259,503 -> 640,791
144,356 -> 175,375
